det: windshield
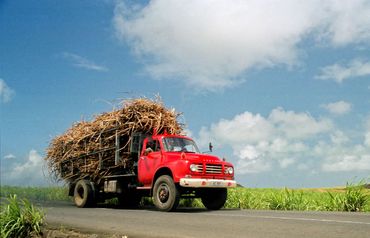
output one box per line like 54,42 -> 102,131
163,137 -> 200,153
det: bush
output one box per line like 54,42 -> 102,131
0,195 -> 44,238
267,188 -> 308,211
326,181 -> 368,212
343,182 -> 368,212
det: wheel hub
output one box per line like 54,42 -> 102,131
158,184 -> 169,203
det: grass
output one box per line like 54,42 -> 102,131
0,195 -> 44,238
0,185 -> 70,202
225,182 -> 370,212
1,182 -> 369,212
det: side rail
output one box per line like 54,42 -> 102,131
59,145 -> 116,179
59,128 -> 126,180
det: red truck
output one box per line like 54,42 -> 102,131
62,131 -> 236,211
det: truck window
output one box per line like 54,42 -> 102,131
147,139 -> 161,152
163,137 -> 200,153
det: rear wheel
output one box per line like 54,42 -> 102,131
201,188 -> 227,210
153,175 -> 180,212
73,179 -> 95,208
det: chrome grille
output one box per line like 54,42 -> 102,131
205,164 -> 222,174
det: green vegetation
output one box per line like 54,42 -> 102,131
0,186 -> 70,202
0,195 -> 44,238
325,182 -> 369,212
1,182 -> 369,212
225,182 -> 370,212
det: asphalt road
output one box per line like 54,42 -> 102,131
43,202 -> 370,238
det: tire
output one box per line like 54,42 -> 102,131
201,188 -> 227,210
153,175 -> 180,212
73,179 -> 95,208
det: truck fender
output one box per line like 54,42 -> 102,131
151,167 -> 173,194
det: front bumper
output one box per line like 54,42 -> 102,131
179,178 -> 237,188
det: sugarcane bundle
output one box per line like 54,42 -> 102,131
45,97 -> 184,181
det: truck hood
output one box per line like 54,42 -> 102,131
183,153 -> 222,163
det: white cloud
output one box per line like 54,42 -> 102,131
330,130 -> 349,145
318,118 -> 370,171
202,112 -> 274,145
322,155 -> 370,172
279,158 -> 296,169
321,101 -> 352,115
322,150 -> 370,172
199,107 -> 370,174
4,154 -> 16,160
2,150 -> 49,186
237,153 -> 272,174
62,52 -> 109,72
316,59 -> 370,83
114,0 -> 370,90
0,79 -> 15,103
319,0 -> 370,46
268,108 -> 333,139
199,107 -> 332,174
297,163 -> 310,171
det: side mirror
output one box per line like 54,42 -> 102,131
209,142 -> 213,152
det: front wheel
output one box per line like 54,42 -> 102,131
153,175 -> 180,212
201,188 -> 227,210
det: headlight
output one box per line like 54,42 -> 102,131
225,167 -> 234,175
190,164 -> 198,172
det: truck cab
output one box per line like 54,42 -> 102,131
137,134 -> 236,211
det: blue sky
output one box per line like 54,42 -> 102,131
1,0 -> 369,188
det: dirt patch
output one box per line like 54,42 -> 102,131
39,228 -> 128,238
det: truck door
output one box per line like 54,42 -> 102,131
138,138 -> 162,186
